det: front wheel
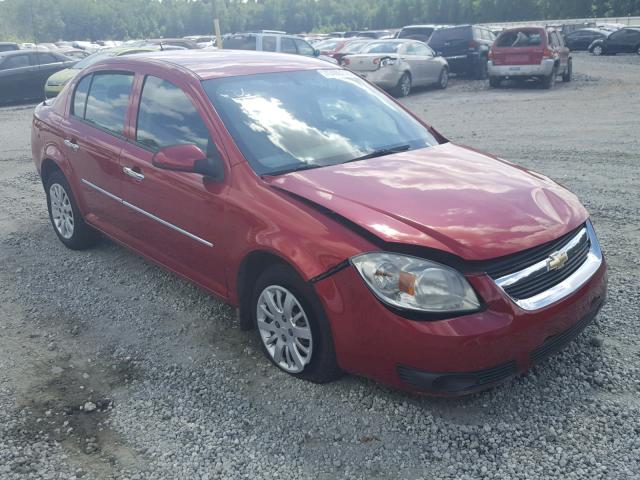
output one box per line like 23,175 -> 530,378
636,45 -> 640,55
437,68 -> 449,89
45,170 -> 98,250
562,58 -> 572,82
592,45 -> 603,56
252,264 -> 342,383
393,72 -> 412,97
475,58 -> 488,80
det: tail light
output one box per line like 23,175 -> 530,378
373,57 -> 381,65
468,40 -> 477,49
343,58 -> 350,66
488,49 -> 494,60
542,47 -> 553,59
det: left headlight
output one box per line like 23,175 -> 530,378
351,252 -> 481,314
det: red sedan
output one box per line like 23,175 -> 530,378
31,50 -> 606,394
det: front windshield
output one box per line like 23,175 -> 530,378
73,51 -> 117,69
363,42 -> 401,53
202,69 -> 437,176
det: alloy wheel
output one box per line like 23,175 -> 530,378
593,45 -> 603,56
257,285 -> 313,373
400,74 -> 411,96
440,69 -> 449,88
49,183 -> 74,239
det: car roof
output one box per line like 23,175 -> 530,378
100,50 -> 336,80
0,49 -> 33,57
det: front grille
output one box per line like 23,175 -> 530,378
530,299 -> 603,364
486,224 -> 585,279
504,234 -> 591,300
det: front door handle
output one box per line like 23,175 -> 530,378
123,166 -> 144,181
64,139 -> 79,152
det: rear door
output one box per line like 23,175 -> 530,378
117,74 -> 229,296
402,43 -> 428,84
63,72 -> 133,227
550,31 -> 569,72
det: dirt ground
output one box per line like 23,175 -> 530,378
0,52 -> 638,479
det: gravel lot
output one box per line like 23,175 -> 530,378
1,52 -> 639,480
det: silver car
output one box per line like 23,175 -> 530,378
343,39 -> 449,96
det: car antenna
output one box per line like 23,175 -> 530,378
28,0 -> 47,102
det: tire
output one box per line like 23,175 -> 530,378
251,264 -> 342,384
393,72 -> 411,97
489,76 -> 501,88
542,66 -> 557,89
592,45 -> 603,56
637,45 -> 640,55
437,67 -> 449,89
562,58 -> 572,82
474,58 -> 488,80
45,170 -> 99,250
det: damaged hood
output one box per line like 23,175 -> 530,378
266,143 -> 588,261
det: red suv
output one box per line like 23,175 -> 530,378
488,27 -> 572,88
31,50 -> 606,395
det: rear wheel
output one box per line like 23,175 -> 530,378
562,58 -> 572,82
252,264 -> 341,383
542,66 -> 557,89
45,170 -> 98,250
489,76 -> 501,88
437,68 -> 449,89
592,45 -> 603,56
636,45 -> 640,55
393,72 -> 411,97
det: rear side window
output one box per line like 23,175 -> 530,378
72,74 -> 92,117
36,53 -> 59,64
262,36 -> 276,52
84,73 -> 133,135
497,30 -> 543,48
1,54 -> 30,69
136,76 -> 211,153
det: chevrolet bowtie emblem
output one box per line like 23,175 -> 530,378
547,251 -> 569,271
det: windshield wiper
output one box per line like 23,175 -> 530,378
343,144 -> 412,164
262,163 -> 324,177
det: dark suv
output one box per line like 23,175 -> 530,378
428,25 -> 495,79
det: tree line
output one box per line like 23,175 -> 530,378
1,0 -> 639,43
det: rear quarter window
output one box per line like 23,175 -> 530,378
497,30 -> 544,48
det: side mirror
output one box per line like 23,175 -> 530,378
152,144 -> 224,180
313,48 -> 320,57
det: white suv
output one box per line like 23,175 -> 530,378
223,33 -> 338,63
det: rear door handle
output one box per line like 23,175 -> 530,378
64,139 -> 79,152
123,166 -> 144,181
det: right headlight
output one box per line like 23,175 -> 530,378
351,252 -> 481,314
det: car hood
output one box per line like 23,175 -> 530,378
266,143 -> 588,261
46,68 -> 78,85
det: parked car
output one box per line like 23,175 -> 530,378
332,39 -> 373,64
427,25 -> 495,79
589,27 -> 640,56
343,39 -> 449,96
488,27 -> 572,89
57,48 -> 91,60
0,42 -> 20,52
223,32 -> 337,63
564,28 -> 609,51
31,49 -> 607,395
44,46 -> 156,97
396,25 -> 442,42
0,50 -> 76,104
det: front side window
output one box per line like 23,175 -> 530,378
294,39 -> 314,56
281,37 -> 297,54
203,69 -> 437,176
84,73 -> 133,135
136,76 -> 211,153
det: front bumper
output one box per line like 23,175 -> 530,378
314,257 -> 607,395
354,67 -> 401,89
488,59 -> 554,78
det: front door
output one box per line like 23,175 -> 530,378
118,74 -> 229,297
63,71 -> 133,228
